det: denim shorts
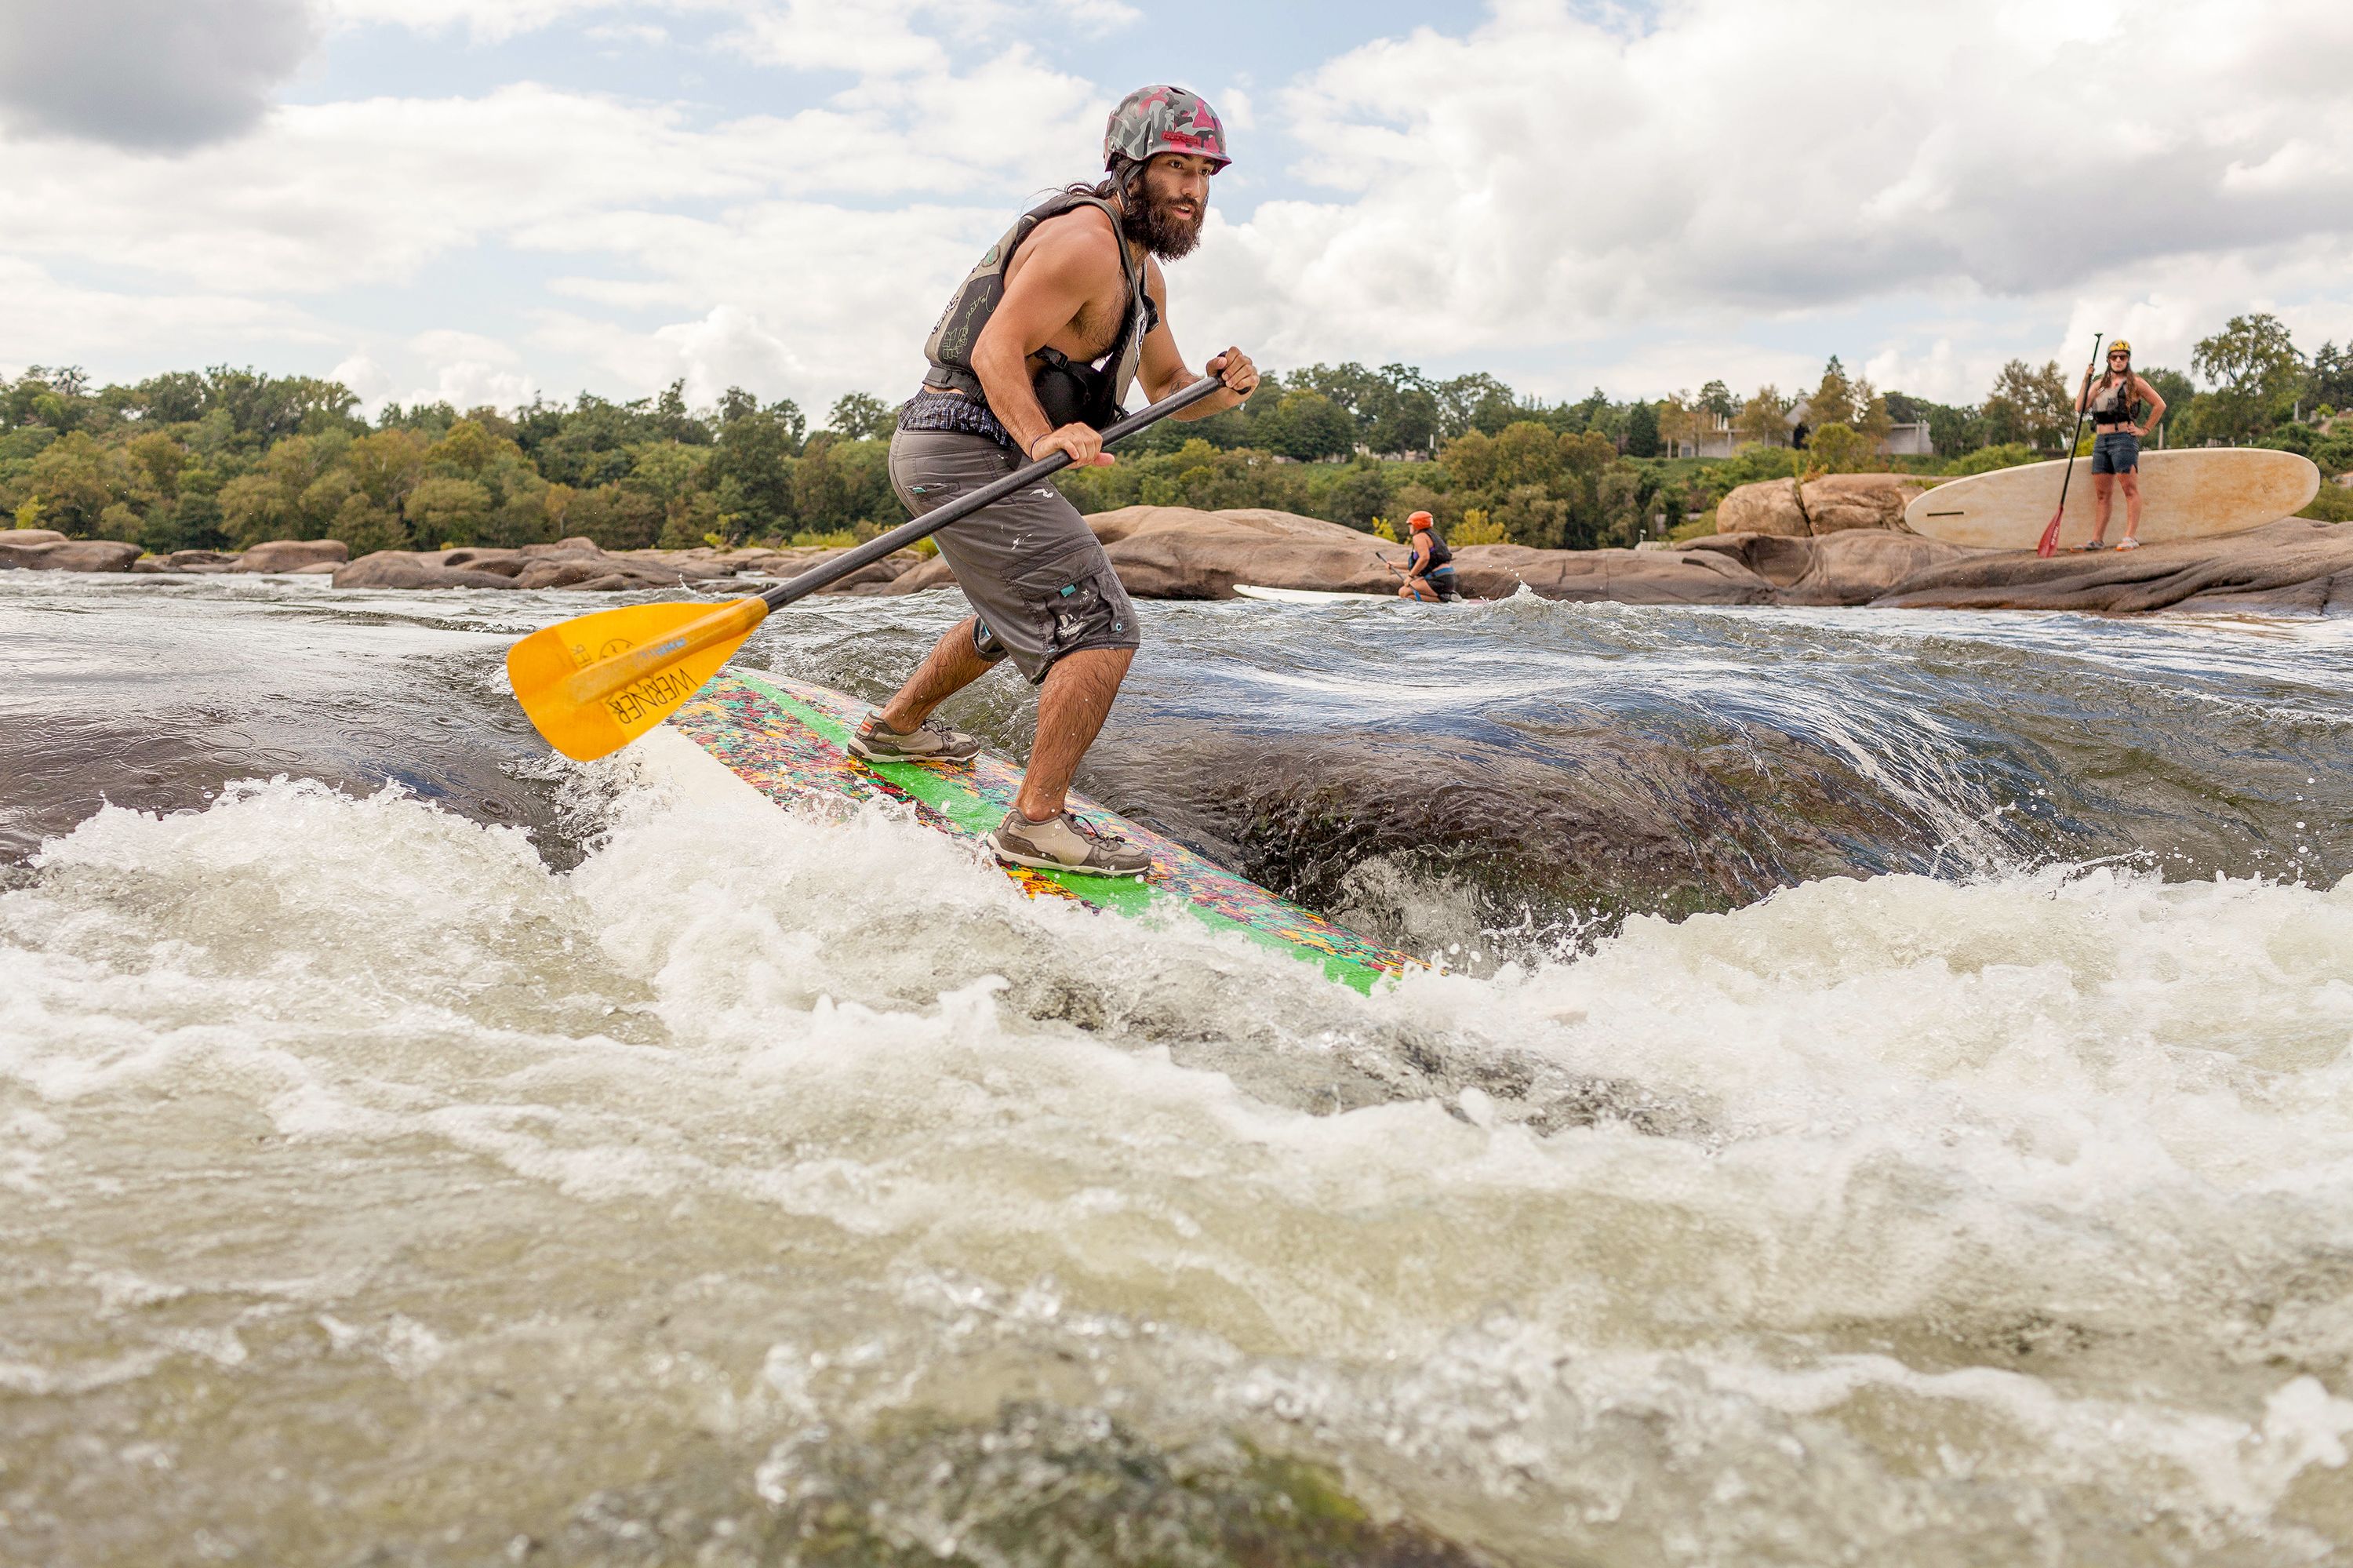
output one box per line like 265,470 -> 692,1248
2089,431 -> 2139,474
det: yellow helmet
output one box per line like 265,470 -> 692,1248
2107,339 -> 2132,356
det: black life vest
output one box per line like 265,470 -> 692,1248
921,192 -> 1158,432
1414,527 -> 1453,573
2089,378 -> 2142,426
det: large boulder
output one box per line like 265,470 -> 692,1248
1800,473 -> 1929,533
0,538 -> 142,573
237,538 -> 350,573
1715,479 -> 1809,537
883,506 -> 1389,601
0,528 -> 68,546
1715,473 -> 1932,538
1873,517 -> 2353,613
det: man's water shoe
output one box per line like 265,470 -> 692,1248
849,711 -> 983,764
989,808 -> 1152,878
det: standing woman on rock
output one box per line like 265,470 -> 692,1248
2074,340 -> 2167,550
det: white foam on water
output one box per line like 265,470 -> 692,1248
5,773 -> 2353,1563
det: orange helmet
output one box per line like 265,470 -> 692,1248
1407,510 -> 1435,531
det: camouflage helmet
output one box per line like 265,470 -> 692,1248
1104,85 -> 1230,172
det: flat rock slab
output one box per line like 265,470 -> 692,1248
0,539 -> 142,572
1873,516 -> 2353,613
330,537 -> 923,593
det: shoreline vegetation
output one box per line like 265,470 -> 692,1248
6,314 -> 2351,563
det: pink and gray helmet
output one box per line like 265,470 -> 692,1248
1104,85 -> 1230,172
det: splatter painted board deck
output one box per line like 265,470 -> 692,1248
638,669 -> 1417,993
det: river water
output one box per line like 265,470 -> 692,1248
5,571 -> 2353,1566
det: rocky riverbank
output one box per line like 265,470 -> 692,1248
8,488 -> 2348,613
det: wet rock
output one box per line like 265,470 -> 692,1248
1688,529 -> 1988,605
158,549 -> 242,573
1451,543 -> 1775,603
886,504 -> 1780,604
331,551 -> 532,591
1873,516 -> 2353,612
236,539 -> 349,573
0,538 -> 141,573
324,537 -> 922,594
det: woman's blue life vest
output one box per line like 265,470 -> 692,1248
921,191 -> 1160,434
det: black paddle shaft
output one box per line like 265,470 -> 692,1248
2053,333 -> 2105,520
756,375 -> 1229,612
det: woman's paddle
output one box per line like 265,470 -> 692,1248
507,374 -> 1227,761
2038,333 -> 2104,558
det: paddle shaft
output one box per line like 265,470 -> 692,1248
2044,333 -> 2104,550
755,374 -> 1229,612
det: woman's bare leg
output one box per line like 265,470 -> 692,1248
2089,473 -> 2115,544
2118,470 -> 2143,542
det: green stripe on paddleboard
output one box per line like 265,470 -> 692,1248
727,670 -> 1393,993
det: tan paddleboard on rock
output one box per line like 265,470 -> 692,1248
1904,448 -> 2320,550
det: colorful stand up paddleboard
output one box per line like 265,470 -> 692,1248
635,669 -> 1419,993
1904,448 -> 2321,550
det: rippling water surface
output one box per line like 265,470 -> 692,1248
6,571 -> 2353,1566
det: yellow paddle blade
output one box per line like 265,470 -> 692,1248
506,597 -> 769,761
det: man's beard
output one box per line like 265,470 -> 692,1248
1122,187 -> 1202,261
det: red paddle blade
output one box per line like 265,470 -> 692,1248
2036,512 -> 2063,558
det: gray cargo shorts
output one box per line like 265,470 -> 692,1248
886,426 -> 1140,685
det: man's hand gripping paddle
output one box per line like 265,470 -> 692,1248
506,375 -> 1227,761
2038,333 -> 2104,558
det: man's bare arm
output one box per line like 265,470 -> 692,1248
969,215 -> 1122,466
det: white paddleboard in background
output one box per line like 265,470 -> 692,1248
1904,448 -> 2321,550
1232,584 -> 1397,603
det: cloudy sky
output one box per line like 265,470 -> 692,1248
5,0 -> 2351,417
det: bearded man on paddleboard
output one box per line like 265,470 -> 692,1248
849,85 -> 1257,877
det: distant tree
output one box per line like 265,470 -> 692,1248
1853,379 -> 1893,449
1624,398 -> 1660,457
1324,458 -> 1394,529
1733,385 -> 1789,449
405,476 -> 493,547
1267,391 -> 1356,461
1980,358 -> 2071,451
1435,373 -> 1518,439
2311,341 -> 2353,411
1662,393 -> 1710,457
2137,366 -> 2195,443
1810,356 -> 1860,429
826,391 -> 895,442
133,370 -> 209,426
1806,423 -> 1883,474
1697,380 -> 1737,420
2195,313 -> 2304,442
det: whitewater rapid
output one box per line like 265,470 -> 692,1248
5,573 -> 2353,1563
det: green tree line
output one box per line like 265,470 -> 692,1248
7,318 -> 2349,561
